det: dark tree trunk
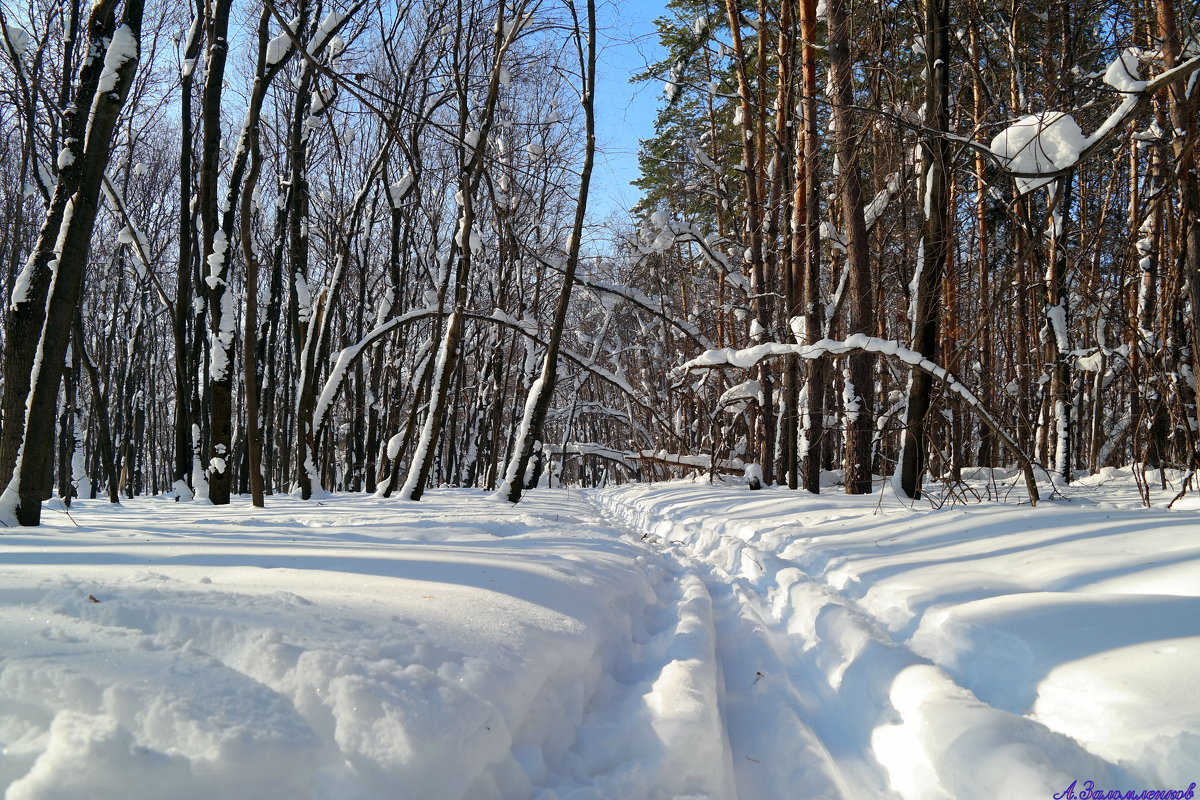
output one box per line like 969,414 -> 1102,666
198,0 -> 233,504
797,0 -> 825,494
0,0 -> 145,525
173,0 -> 203,496
827,0 -> 875,495
899,0 -> 951,499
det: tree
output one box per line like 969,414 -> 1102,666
0,0 -> 145,526
826,0 -> 875,494
503,0 -> 597,503
898,0 -> 951,499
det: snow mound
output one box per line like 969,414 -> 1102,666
0,492 -> 722,799
3,477 -> 1196,799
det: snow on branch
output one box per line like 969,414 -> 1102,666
634,450 -> 745,476
574,276 -> 712,349
680,335 -> 1041,504
311,306 -> 440,437
462,312 -> 675,448
990,51 -> 1200,193
543,443 -> 638,472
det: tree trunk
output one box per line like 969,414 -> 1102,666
173,0 -> 203,496
402,0 -> 520,501
899,0 -> 950,499
0,0 -> 145,525
826,0 -> 875,494
796,0 -> 825,494
504,0 -> 597,503
198,0 -> 233,504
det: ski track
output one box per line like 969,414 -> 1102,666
1,490 -> 848,800
590,486 -> 1129,800
586,493 -> 861,800
0,493 -> 692,800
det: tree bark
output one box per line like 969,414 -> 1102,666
0,0 -> 145,525
899,0 -> 950,499
198,0 -> 233,504
505,0 -> 597,503
826,0 -> 875,494
173,0 -> 203,496
797,0 -> 825,494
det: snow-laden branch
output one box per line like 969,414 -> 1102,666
462,312 -> 670,447
574,277 -> 712,349
990,51 -> 1200,193
635,450 -> 745,476
543,442 -> 637,472
311,306 -> 440,438
832,50 -> 1200,197
100,175 -> 173,312
312,305 -> 682,469
680,335 -> 1041,504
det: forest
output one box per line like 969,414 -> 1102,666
1,0 -> 1199,526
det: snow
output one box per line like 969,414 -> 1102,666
312,306 -> 438,435
717,379 -> 761,411
989,112 -> 1086,194
96,25 -> 138,95
742,463 -> 762,487
205,231 -> 229,285
3,24 -> 30,58
988,49 -> 1187,194
385,432 -> 404,460
264,17 -> 301,66
311,12 -> 348,54
388,170 -> 413,207
595,476 -> 1200,798
1048,302 -> 1070,352
1,475 -> 1197,798
638,451 -> 745,473
8,254 -> 36,311
842,367 -> 861,421
70,425 -> 89,498
1104,48 -> 1147,92
0,491 -> 691,798
309,88 -> 332,115
399,317 -> 459,499
208,258 -> 236,384
495,377 -> 545,500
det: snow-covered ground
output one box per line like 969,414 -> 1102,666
0,471 -> 1197,799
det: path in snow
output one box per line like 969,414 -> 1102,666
589,493 -> 862,799
1,488 -> 824,800
593,474 -> 1200,799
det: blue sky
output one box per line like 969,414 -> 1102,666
589,0 -> 666,219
